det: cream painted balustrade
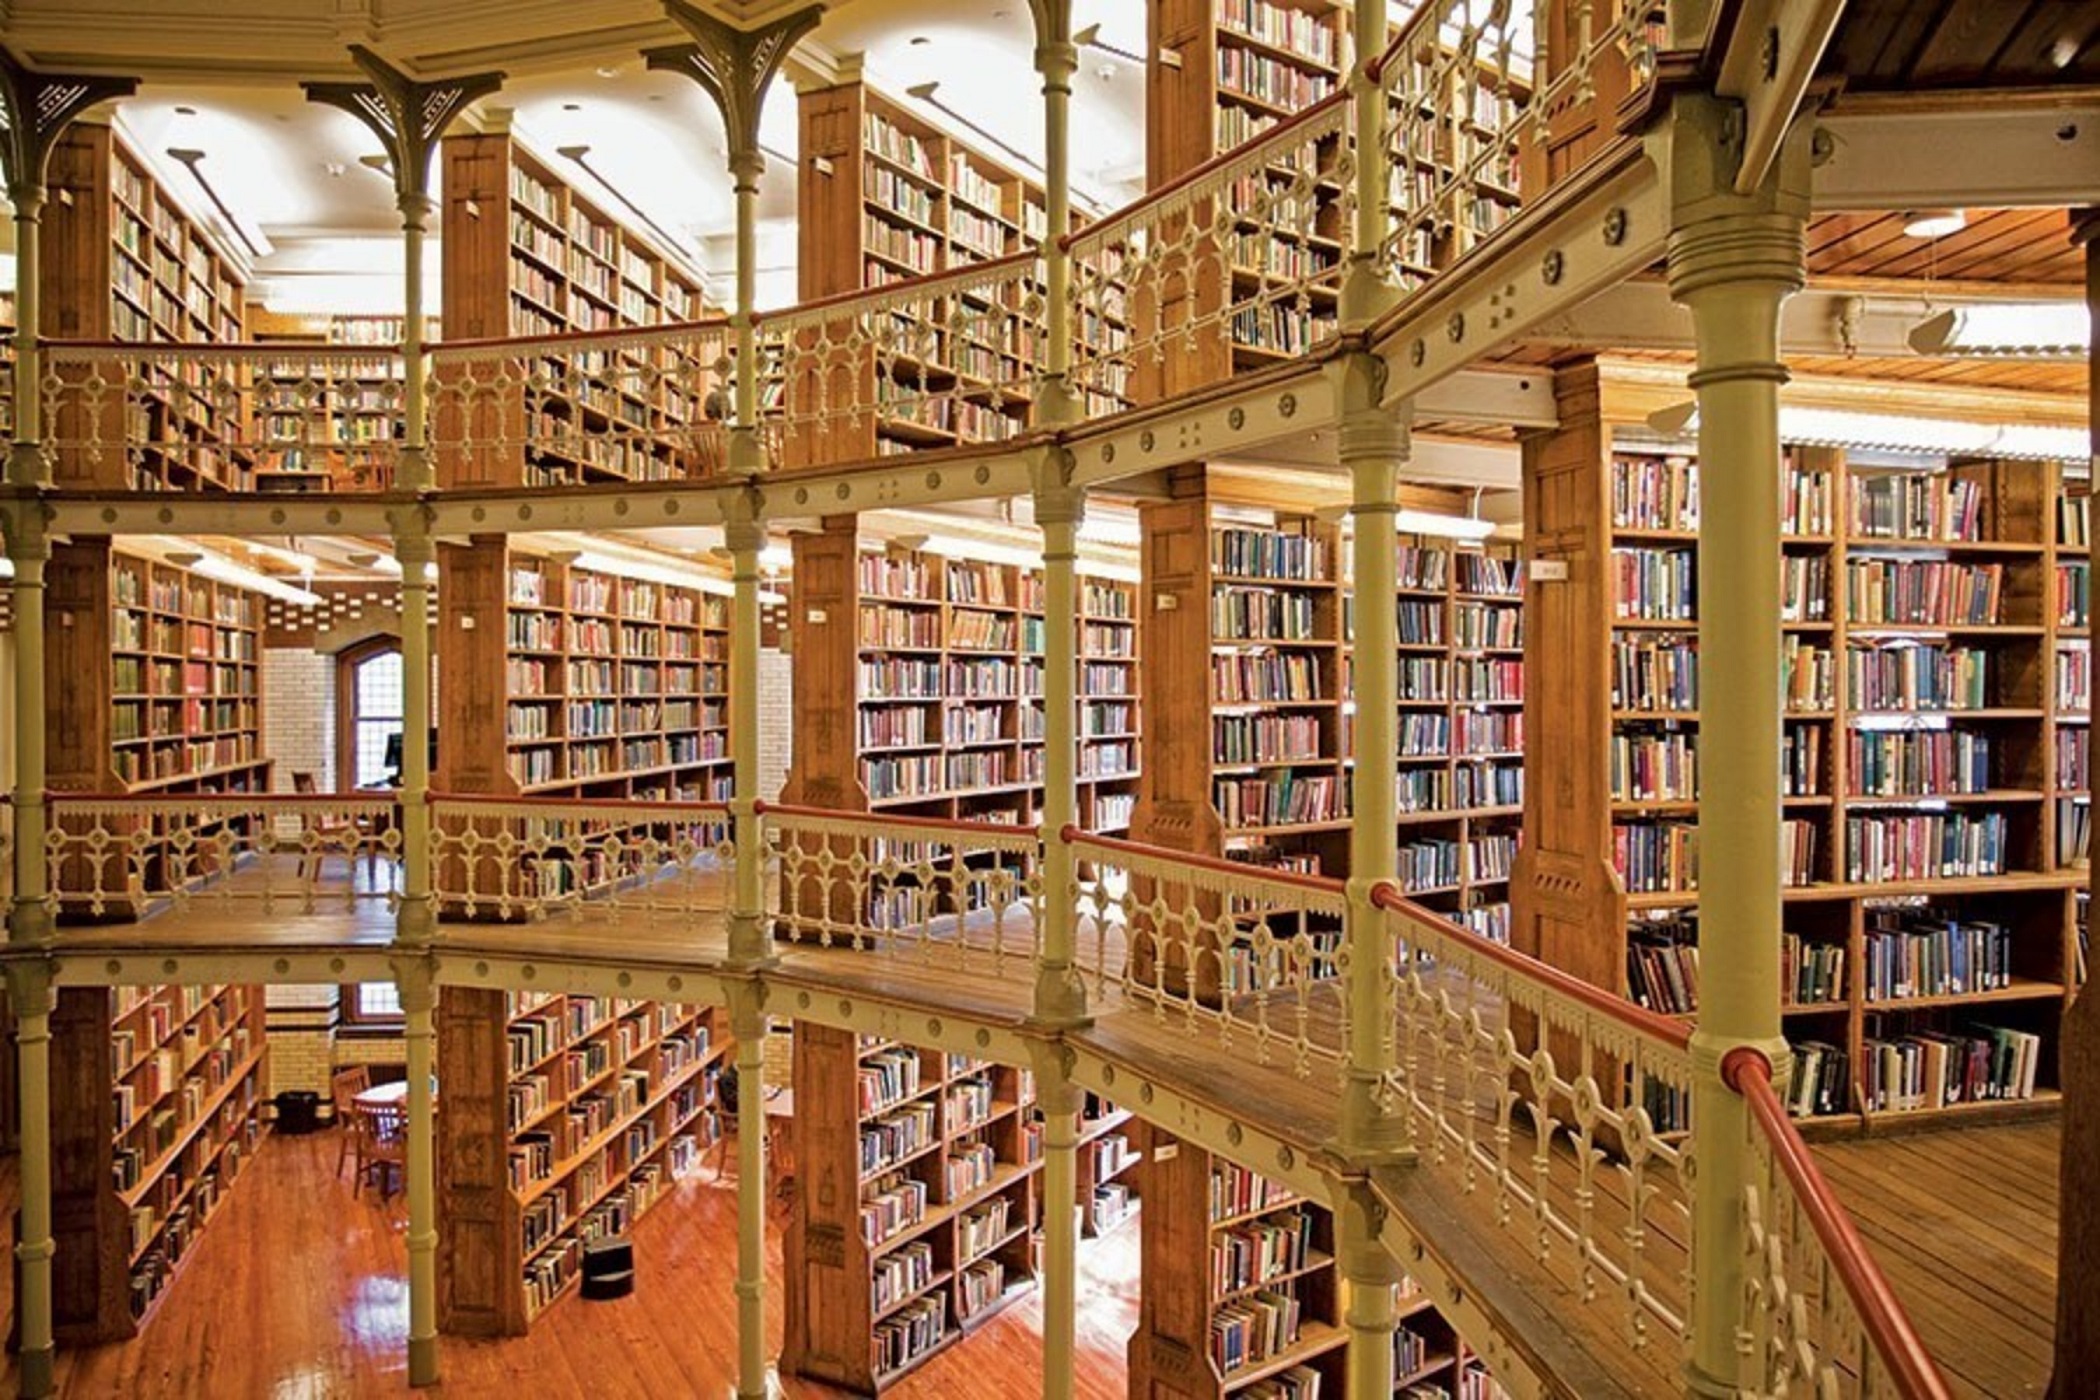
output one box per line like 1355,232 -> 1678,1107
764,803 -> 1042,975
428,794 -> 732,925
752,255 -> 1048,467
428,319 -> 733,489
1066,96 -> 1352,413
44,791 -> 402,917
40,341 -> 406,493
1067,829 -> 1354,1081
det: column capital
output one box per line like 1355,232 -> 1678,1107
304,48 -> 503,208
1663,92 -> 1812,304
389,955 -> 438,1014
0,49 -> 137,199
648,3 -> 824,176
4,959 -> 54,1020
722,485 -> 766,550
2,499 -> 52,561
725,979 -> 770,1041
1029,446 -> 1085,525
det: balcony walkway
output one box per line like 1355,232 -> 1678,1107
14,854 -> 2063,1399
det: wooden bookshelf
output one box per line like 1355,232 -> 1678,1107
782,522 -> 1143,830
783,1026 -> 1042,1392
1130,1136 -> 1500,1399
437,132 -> 718,489
45,542 -> 269,917
248,311 -> 435,493
1075,1094 -> 1142,1238
1518,360 -> 2086,1133
44,124 -> 249,490
437,991 -> 730,1336
436,545 -> 732,804
32,984 -> 266,1341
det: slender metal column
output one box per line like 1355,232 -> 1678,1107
1343,0 -> 1399,323
1666,94 -> 1811,1398
8,185 -> 45,488
729,988 -> 771,1399
724,494 -> 770,966
8,963 -> 57,1398
397,188 -> 435,490
1026,0 -> 1079,424
395,521 -> 436,943
1339,1180 -> 1401,1400
1032,457 -> 1088,1024
1033,1046 -> 1083,1400
394,958 -> 440,1385
8,509 -> 53,948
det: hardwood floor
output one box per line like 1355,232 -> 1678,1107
1815,1122 -> 2061,1400
0,1130 -> 1141,1399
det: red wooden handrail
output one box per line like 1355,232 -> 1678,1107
430,314 -> 732,356
429,792 -> 729,816
45,790 -> 398,807
1058,89 -> 1351,253
1370,879 -> 1693,1051
759,801 -> 1032,837
42,337 -> 407,357
1721,1047 -> 1956,1400
756,250 -> 1041,323
1061,825 -> 1349,898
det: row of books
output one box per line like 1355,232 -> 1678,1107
1850,473 -> 1987,543
1846,729 -> 1996,798
1862,1023 -> 2042,1110
1862,910 -> 2013,1000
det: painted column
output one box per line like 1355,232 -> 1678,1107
8,964 -> 56,1398
394,957 -> 440,1386
8,507 -> 53,948
395,520 -> 435,943
1033,458 -> 1088,1024
1344,0 -> 1400,323
1027,0 -> 1079,424
1337,353 -> 1410,1400
8,182 -> 46,488
1665,94 -> 1811,1398
729,988 -> 771,1399
725,494 -> 770,966
397,187 -> 435,491
1033,1046 -> 1084,1400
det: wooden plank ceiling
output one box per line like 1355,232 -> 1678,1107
1808,209 -> 2081,286
1823,0 -> 2100,90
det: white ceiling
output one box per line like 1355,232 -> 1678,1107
107,0 -> 1148,317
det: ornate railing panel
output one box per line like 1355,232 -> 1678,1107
755,256 -> 1047,468
1068,97 -> 1352,418
766,804 -> 1041,977
45,792 -> 402,915
429,795 -> 732,924
1727,1048 -> 1954,1400
41,342 -> 405,494
1372,882 -> 1695,1362
430,320 -> 732,488
1067,830 -> 1352,1080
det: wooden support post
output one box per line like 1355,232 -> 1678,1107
1034,1045 -> 1083,1400
7,963 -> 56,1398
2051,206 -> 2100,1400
728,988 -> 770,1400
395,958 -> 440,1386
1665,93 -> 1811,1399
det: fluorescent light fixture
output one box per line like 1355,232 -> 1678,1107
1647,401 -> 2089,463
1908,303 -> 2090,359
1078,513 -> 1145,548
180,549 -> 323,607
571,548 -> 732,595
1078,559 -> 1142,583
759,544 -> 794,572
0,558 -> 13,580
359,553 -> 437,582
1901,209 -> 1967,239
1073,23 -> 1146,65
1395,509 -> 1497,540
913,533 -> 1045,571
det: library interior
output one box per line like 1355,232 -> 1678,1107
0,1 -> 2090,1397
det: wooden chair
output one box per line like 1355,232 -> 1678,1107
332,1065 -> 372,1180
293,771 -> 377,885
353,1100 -> 408,1200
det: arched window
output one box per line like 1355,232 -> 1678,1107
339,639 -> 404,790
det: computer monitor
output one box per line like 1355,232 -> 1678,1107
381,729 -> 437,785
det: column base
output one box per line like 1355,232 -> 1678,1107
1684,1361 -> 1739,1398
17,1343 -> 54,1399
1028,967 -> 1092,1030
394,896 -> 437,947
408,1334 -> 440,1387
730,1368 -> 784,1400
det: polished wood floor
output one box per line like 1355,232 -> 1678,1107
0,1130 -> 1140,1399
1817,1122 -> 2061,1400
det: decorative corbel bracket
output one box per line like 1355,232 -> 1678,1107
303,46 -> 504,206
645,2 -> 825,180
0,48 -> 137,205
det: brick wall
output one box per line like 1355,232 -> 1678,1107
264,648 -> 335,792
264,983 -> 340,1098
759,645 -> 791,800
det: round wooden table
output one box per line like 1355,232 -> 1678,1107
352,1080 -> 437,1110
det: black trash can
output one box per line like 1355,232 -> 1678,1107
274,1090 -> 323,1135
